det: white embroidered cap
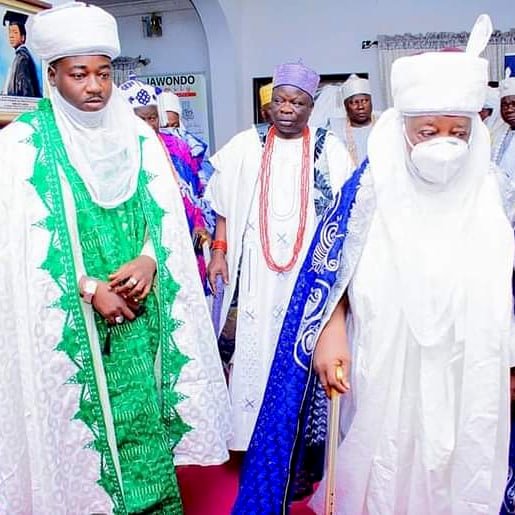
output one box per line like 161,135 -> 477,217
119,75 -> 159,108
342,74 -> 371,101
28,2 -> 120,63
499,68 -> 515,98
391,14 -> 492,114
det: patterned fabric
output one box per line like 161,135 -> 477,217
233,159 -> 371,514
159,130 -> 212,293
217,125 -> 335,367
256,126 -> 334,216
119,77 -> 159,107
19,100 -> 191,513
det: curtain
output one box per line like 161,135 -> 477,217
378,29 -> 515,107
111,56 -> 151,86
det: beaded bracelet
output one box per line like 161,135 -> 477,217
211,239 -> 228,253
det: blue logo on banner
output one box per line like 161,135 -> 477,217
505,54 -> 515,74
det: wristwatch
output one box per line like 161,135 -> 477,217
79,276 -> 98,304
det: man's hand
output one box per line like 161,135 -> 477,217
313,296 -> 351,398
313,334 -> 351,398
207,249 -> 229,292
92,281 -> 136,325
108,255 -> 156,302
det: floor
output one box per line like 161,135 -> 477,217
177,454 -> 315,514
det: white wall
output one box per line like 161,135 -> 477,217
232,0 -> 515,132
115,8 -> 208,75
50,0 -> 515,150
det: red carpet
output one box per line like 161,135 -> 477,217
177,455 -> 315,514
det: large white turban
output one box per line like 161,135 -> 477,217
28,2 -> 120,63
342,74 -> 371,101
500,68 -> 515,99
391,14 -> 492,114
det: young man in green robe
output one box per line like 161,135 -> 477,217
0,3 -> 230,514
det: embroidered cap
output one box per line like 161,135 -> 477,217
119,73 -> 159,107
342,74 -> 371,101
273,61 -> 320,99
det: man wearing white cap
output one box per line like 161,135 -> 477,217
311,74 -> 378,168
120,75 -> 212,292
0,3 -> 231,513
158,87 -> 216,232
205,61 -> 353,451
493,69 -> 515,183
234,15 -> 515,514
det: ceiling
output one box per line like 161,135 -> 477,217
90,0 -> 194,12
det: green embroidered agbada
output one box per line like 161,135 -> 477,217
0,99 -> 231,514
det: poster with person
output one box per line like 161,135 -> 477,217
0,0 -> 50,122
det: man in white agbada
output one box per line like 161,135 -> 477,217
307,14 -> 514,514
493,69 -> 515,181
206,61 -> 353,451
310,74 -> 379,168
0,3 -> 230,514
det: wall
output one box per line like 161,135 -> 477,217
233,0 -> 515,131
51,0 -> 515,150
115,8 -> 208,76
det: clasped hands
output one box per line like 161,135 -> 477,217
92,255 -> 156,326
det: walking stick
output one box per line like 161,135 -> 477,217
324,366 -> 343,515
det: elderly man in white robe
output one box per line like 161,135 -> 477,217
206,61 -> 353,451
0,3 -> 230,514
311,16 -> 515,515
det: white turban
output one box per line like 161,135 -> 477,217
160,90 -> 182,115
28,2 -> 120,63
500,68 -> 515,99
342,74 -> 371,101
119,76 -> 159,108
391,14 -> 492,114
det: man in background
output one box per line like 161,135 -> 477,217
121,77 -> 212,291
311,74 -> 378,168
2,10 -> 40,97
493,69 -> 515,182
159,87 -> 215,231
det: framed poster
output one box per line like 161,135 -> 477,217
0,0 -> 50,125
252,73 -> 368,124
140,72 -> 212,153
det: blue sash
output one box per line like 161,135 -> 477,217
233,159 -> 370,514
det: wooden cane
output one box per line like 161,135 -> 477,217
324,366 -> 343,515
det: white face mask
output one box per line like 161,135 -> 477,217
406,135 -> 470,186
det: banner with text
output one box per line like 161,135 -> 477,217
141,72 -> 211,153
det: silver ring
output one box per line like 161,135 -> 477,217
114,315 -> 124,325
128,277 -> 138,287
